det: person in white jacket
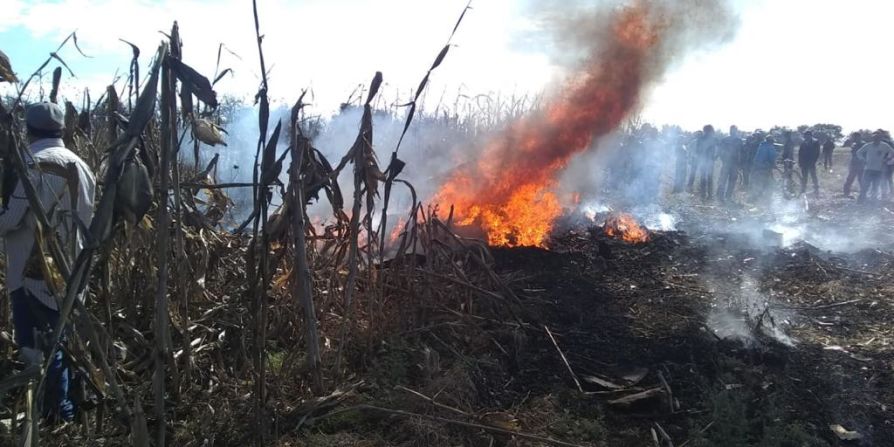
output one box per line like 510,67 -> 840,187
0,102 -> 96,422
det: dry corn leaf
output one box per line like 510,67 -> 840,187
193,117 -> 228,147
0,49 -> 17,83
169,57 -> 218,107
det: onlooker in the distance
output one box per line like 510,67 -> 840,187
798,130 -> 821,195
740,130 -> 763,188
695,125 -> 718,201
844,132 -> 865,197
857,130 -> 894,202
686,130 -> 703,192
821,134 -> 836,172
750,134 -> 778,203
716,125 -> 743,202
670,128 -> 689,194
781,131 -> 796,193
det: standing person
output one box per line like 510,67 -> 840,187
686,130 -> 703,193
671,130 -> 688,193
857,130 -> 894,202
696,125 -> 718,200
781,131 -> 796,194
798,130 -> 821,195
716,125 -> 743,202
822,134 -> 836,172
844,132 -> 865,197
740,130 -> 763,188
0,102 -> 96,422
750,135 -> 778,203
881,131 -> 894,199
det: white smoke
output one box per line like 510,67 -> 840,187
707,274 -> 796,347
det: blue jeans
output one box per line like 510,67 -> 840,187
11,288 -> 75,422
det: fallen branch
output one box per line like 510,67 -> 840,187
544,325 -> 584,393
607,387 -> 665,407
657,370 -> 674,414
653,422 -> 674,447
395,385 -> 470,417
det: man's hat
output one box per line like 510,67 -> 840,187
25,102 -> 65,132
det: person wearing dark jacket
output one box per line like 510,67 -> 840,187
696,125 -> 718,200
716,125 -> 743,202
740,131 -> 762,187
686,130 -> 703,192
750,135 -> 778,202
821,136 -> 835,172
798,130 -> 821,194
781,131 -> 796,192
843,133 -> 865,197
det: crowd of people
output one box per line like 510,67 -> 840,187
606,124 -> 894,206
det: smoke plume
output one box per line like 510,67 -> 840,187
434,0 -> 738,247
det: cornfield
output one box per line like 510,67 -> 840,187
0,3 -> 573,446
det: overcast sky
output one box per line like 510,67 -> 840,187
2,0 -> 891,132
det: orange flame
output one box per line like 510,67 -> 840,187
603,213 -> 650,244
389,217 -> 406,245
434,3 -> 663,248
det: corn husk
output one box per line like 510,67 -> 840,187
193,118 -> 228,147
0,49 -> 17,83
115,156 -> 154,224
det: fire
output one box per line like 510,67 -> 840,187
603,213 -> 650,244
455,182 -> 561,247
433,2 -> 661,248
433,1 -> 734,247
388,217 -> 406,245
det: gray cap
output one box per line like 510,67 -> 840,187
25,102 -> 65,132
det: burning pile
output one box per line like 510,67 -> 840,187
434,0 -> 736,248
603,213 -> 650,244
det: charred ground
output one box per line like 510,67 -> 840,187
489,220 -> 894,446
282,189 -> 894,447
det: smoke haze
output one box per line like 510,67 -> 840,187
433,0 -> 739,247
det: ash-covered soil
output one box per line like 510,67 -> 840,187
454,152 -> 894,446
296,154 -> 894,447
487,223 -> 894,446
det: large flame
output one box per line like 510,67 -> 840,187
434,4 -> 664,247
434,1 -> 735,247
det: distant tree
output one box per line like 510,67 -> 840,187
805,123 -> 843,142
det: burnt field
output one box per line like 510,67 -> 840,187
259,189 -> 894,447
3,1 -> 893,445
490,214 -> 894,446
